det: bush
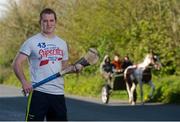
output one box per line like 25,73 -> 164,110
65,73 -> 104,97
152,75 -> 180,104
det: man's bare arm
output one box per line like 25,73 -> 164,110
61,60 -> 83,75
12,53 -> 32,94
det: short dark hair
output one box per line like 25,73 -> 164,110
114,52 -> 120,57
39,8 -> 57,22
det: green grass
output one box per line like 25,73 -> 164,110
64,73 -> 104,97
152,75 -> 180,104
65,72 -> 180,104
3,69 -> 180,104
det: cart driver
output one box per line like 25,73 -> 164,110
100,55 -> 114,83
111,53 -> 123,73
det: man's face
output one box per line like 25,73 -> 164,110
114,56 -> 119,61
124,57 -> 128,61
40,13 -> 56,35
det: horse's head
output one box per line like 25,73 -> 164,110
149,53 -> 162,70
143,53 -> 161,70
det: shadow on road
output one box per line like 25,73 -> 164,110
0,96 -> 180,121
0,97 -> 27,121
66,97 -> 180,121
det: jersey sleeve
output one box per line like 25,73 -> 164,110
63,42 -> 69,61
19,39 -> 32,56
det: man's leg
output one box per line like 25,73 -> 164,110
46,95 -> 67,121
26,91 -> 49,121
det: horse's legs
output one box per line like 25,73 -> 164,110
125,82 -> 132,104
130,82 -> 136,105
148,80 -> 155,99
139,80 -> 144,104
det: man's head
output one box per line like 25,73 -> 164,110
114,53 -> 120,61
40,8 -> 57,22
124,56 -> 129,61
39,8 -> 57,36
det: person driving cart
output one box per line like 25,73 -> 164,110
111,53 -> 123,73
122,55 -> 133,71
100,55 -> 114,84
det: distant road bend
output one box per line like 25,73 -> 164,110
0,85 -> 180,121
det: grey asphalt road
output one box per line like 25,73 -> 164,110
0,85 -> 180,121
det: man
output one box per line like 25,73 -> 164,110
122,56 -> 133,71
100,55 -> 114,82
12,8 -> 80,121
111,53 -> 122,73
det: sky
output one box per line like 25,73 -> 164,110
0,0 -> 9,17
0,0 -> 8,10
0,0 -> 19,18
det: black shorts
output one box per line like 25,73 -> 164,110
26,90 -> 67,121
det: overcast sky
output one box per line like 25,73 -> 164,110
0,0 -> 9,17
0,0 -> 20,18
0,0 -> 8,10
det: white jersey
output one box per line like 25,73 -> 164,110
20,33 -> 68,95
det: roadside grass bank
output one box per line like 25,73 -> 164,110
64,73 -> 180,104
2,71 -> 180,104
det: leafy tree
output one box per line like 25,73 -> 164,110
0,0 -> 180,103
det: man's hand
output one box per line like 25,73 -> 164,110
74,63 -> 83,72
61,63 -> 83,75
22,81 -> 32,95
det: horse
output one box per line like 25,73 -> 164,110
124,53 -> 161,105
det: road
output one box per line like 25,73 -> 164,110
0,85 -> 180,121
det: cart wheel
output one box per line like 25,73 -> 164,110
101,85 -> 110,104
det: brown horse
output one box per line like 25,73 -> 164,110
124,53 -> 161,105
